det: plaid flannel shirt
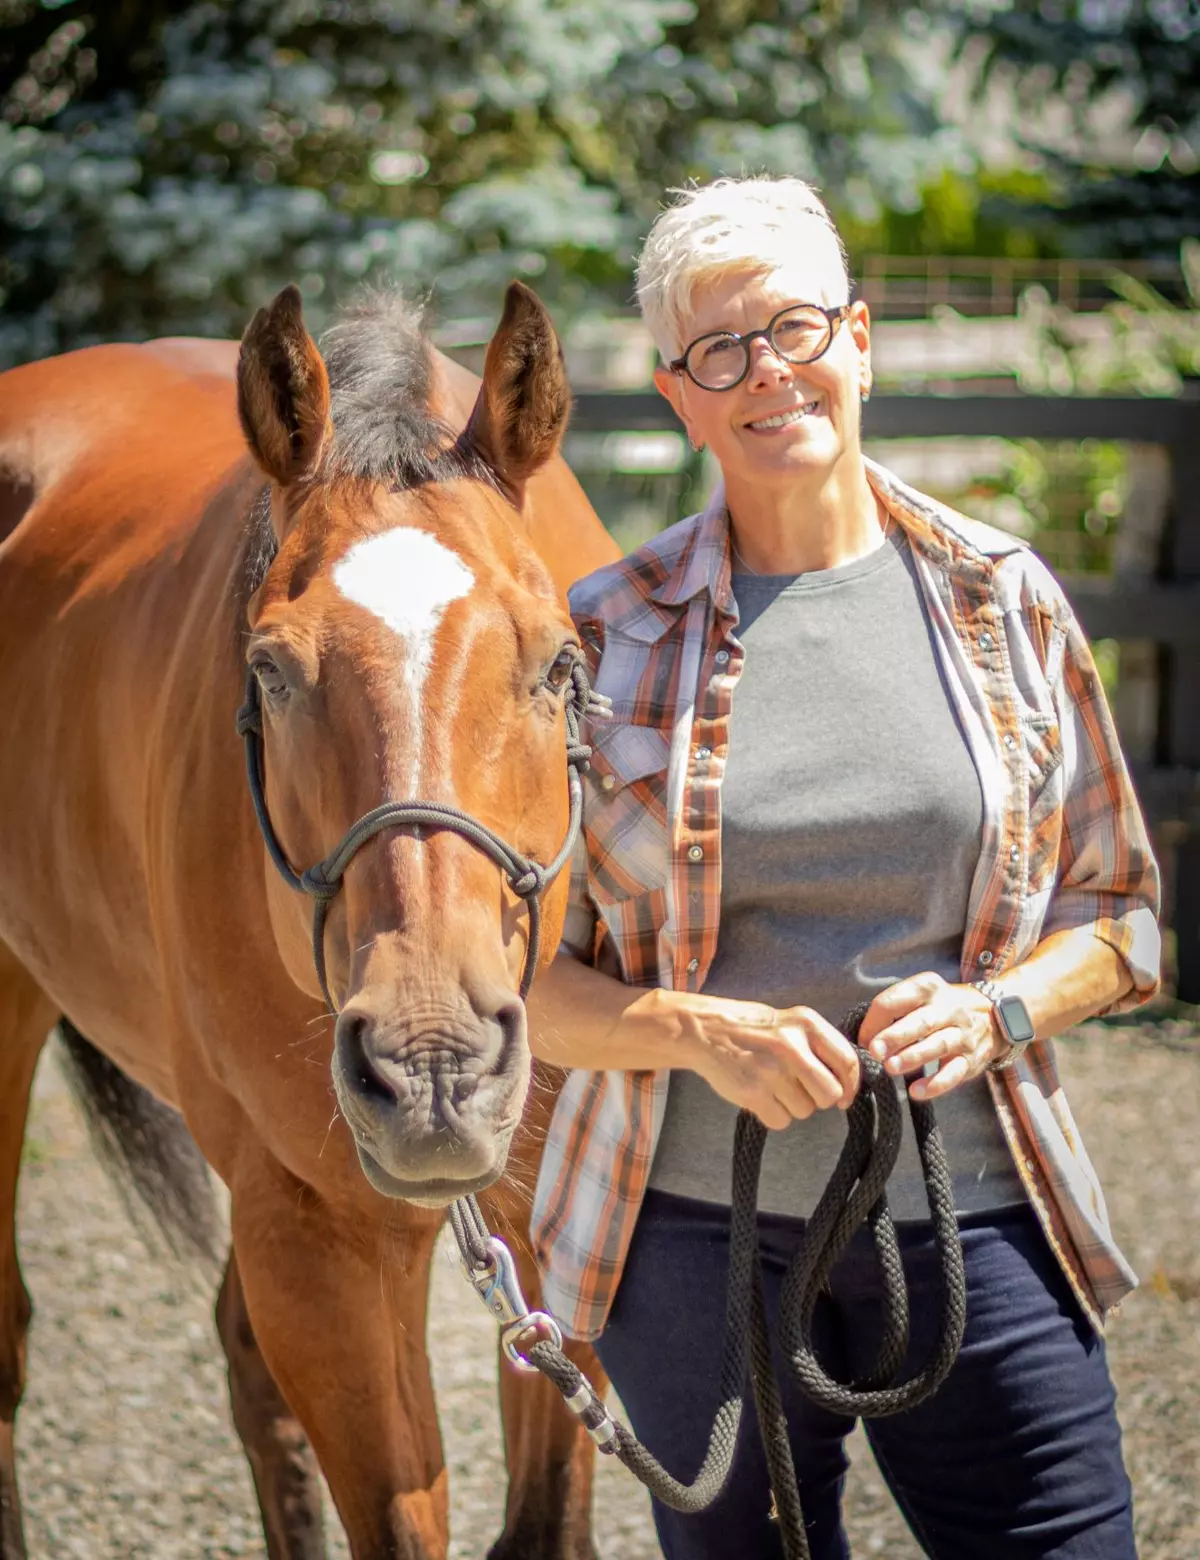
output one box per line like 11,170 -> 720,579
531,458 -> 1161,1340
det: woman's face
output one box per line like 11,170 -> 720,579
653,262 -> 872,493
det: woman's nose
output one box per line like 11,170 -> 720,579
746,336 -> 794,385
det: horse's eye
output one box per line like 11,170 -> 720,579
252,657 -> 289,702
545,647 -> 577,693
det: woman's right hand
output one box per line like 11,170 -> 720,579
648,989 -> 862,1131
529,956 -> 861,1130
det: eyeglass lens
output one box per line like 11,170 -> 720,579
685,305 -> 833,389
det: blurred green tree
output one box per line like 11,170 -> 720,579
961,0 -> 1199,260
0,0 -> 970,363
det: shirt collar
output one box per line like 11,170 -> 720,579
647,480 -> 737,614
645,457 -> 1004,615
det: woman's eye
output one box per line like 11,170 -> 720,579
252,658 -> 289,700
544,647 -> 577,692
701,336 -> 737,359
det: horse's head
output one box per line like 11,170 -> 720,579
236,282 -> 582,1206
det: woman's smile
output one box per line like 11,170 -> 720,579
743,397 -> 821,434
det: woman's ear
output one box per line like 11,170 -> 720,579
654,365 -> 702,450
849,300 -> 872,391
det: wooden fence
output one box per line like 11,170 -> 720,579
570,391 -> 1200,1001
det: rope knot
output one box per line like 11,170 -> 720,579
510,864 -> 546,900
300,865 -> 339,902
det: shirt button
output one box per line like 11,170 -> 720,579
1009,844 -> 1020,863
979,631 -> 994,651
979,949 -> 995,966
696,745 -> 712,761
599,773 -> 616,792
714,649 -> 730,665
686,958 -> 700,975
687,844 -> 704,862
1003,733 -> 1017,750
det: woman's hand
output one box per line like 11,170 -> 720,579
669,992 -> 861,1131
858,972 -> 1004,1101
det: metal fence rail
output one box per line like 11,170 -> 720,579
570,391 -> 1200,1001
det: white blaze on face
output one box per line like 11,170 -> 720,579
333,527 -> 475,790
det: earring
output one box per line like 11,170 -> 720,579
688,436 -> 705,453
860,386 -> 871,404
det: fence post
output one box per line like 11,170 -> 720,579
1160,403 -> 1200,1002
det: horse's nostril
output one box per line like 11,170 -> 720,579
336,1012 -> 396,1104
494,998 -> 526,1072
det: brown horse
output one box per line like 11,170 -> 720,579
0,281 -> 618,1558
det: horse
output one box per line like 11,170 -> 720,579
0,279 -> 620,1559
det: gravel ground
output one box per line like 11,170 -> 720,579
14,1016 -> 1199,1558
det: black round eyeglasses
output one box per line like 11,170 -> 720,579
669,303 -> 850,392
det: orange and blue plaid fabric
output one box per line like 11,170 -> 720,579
531,458 -> 1161,1340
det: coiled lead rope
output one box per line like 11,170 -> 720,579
453,1006 -> 966,1559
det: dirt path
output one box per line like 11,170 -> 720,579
14,1019 -> 1199,1557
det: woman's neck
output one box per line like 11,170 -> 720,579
724,457 -> 887,576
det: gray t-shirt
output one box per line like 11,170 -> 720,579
647,531 -> 1026,1218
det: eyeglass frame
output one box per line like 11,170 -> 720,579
667,302 -> 852,392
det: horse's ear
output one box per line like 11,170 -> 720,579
468,282 -> 571,493
237,285 -> 332,486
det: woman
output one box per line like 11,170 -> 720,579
527,176 -> 1160,1559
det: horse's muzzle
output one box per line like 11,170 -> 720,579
331,990 -> 528,1200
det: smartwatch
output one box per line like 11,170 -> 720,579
974,979 -> 1036,1071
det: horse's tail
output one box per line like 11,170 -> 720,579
56,1017 -> 224,1267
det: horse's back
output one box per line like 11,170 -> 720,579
0,342 -> 242,540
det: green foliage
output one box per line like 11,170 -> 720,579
839,166 -> 1062,262
1016,240 -> 1200,396
962,0 -> 1200,258
0,0 -> 972,364
957,436 -> 1129,576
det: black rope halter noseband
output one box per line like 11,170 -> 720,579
235,654 -> 607,1012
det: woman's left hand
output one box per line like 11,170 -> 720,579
858,972 -> 1007,1101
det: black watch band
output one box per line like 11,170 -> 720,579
974,979 -> 1036,1071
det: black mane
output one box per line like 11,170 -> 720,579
241,287 -> 494,599
321,290 -> 492,489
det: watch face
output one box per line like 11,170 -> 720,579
997,995 -> 1036,1045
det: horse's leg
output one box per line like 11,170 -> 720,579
230,1148 -> 448,1560
216,1247 -> 327,1559
483,1217 -> 605,1560
0,946 -> 55,1558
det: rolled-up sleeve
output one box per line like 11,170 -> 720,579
1041,608 -> 1162,1008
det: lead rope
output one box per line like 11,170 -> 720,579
452,1009 -> 967,1560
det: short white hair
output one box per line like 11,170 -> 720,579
635,176 -> 850,363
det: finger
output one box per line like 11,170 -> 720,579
774,1027 -> 849,1109
858,972 -> 946,1045
884,1026 -> 963,1078
783,1010 -> 860,1098
910,1054 -> 970,1101
808,1031 -> 861,1106
771,1073 -> 818,1123
755,1093 -> 793,1132
867,1005 -> 944,1062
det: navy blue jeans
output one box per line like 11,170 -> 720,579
594,1190 -> 1135,1559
